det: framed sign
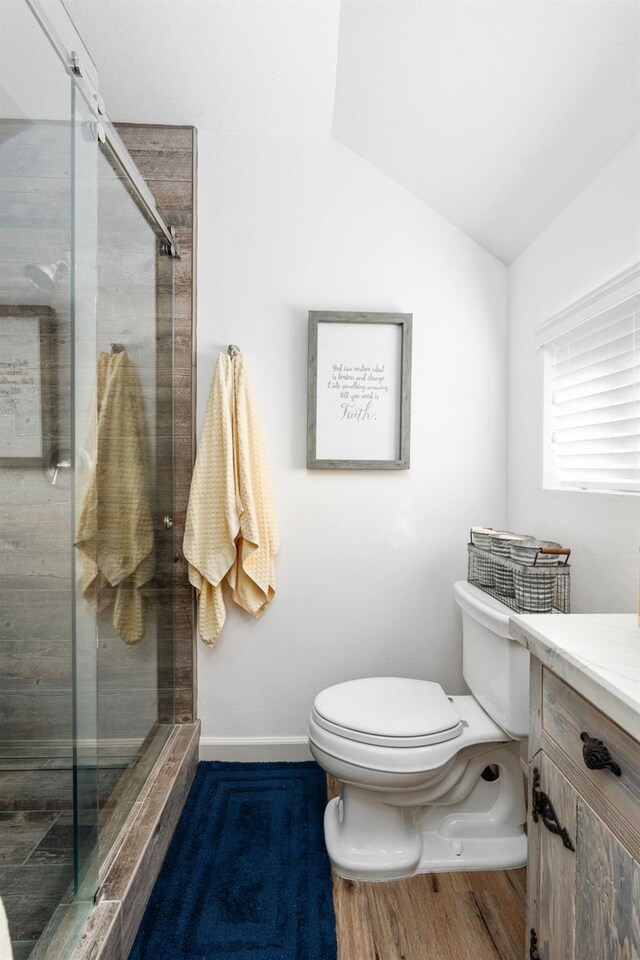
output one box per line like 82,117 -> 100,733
307,311 -> 412,469
0,306 -> 54,462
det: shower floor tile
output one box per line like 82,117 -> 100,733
10,941 -> 35,960
0,764 -> 124,811
2,894 -> 67,944
26,822 -> 94,866
1,731 -> 168,956
0,770 -> 75,812
0,812 -> 59,864
0,863 -> 72,899
0,769 -> 127,957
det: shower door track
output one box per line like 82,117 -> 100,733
25,0 -> 178,253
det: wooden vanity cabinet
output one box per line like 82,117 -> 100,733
527,660 -> 640,960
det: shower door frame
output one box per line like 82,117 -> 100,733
25,0 -> 177,252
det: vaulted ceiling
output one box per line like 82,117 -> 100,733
63,0 -> 341,136
63,0 -> 639,263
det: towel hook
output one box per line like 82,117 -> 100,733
228,344 -> 241,357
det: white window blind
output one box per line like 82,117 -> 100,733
543,294 -> 639,494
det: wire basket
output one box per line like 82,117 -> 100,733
467,544 -> 570,614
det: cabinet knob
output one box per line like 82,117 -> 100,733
580,732 -> 621,777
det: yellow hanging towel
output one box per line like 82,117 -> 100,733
183,352 -> 278,643
76,350 -> 154,644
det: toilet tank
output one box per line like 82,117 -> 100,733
453,581 -> 529,739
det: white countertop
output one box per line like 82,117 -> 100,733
509,614 -> 640,741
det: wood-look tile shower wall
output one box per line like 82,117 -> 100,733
117,123 -> 197,725
0,120 -> 74,754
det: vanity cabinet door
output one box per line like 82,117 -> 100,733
529,753 -> 578,960
529,751 -> 640,960
574,798 -> 640,960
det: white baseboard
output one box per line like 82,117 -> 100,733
199,736 -> 313,762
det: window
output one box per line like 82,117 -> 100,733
538,265 -> 639,494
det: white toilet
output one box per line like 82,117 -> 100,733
308,581 -> 529,881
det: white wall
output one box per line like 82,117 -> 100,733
507,134 -> 640,613
196,133 -> 508,744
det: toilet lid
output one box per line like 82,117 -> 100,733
313,677 -> 464,748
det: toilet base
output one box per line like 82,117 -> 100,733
325,795 -> 527,880
324,792 -> 424,881
414,831 -> 527,875
324,743 -> 527,881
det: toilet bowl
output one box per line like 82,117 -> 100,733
307,581 -> 529,881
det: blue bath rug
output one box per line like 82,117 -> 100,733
129,761 -> 337,960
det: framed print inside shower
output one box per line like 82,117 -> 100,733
0,305 -> 54,463
307,311 -> 412,469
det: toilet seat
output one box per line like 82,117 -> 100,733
312,677 -> 464,748
309,694 -> 510,778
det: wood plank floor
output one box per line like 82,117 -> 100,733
333,865 -> 527,960
328,778 -> 527,960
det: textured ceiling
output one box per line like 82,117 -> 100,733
61,0 -> 640,263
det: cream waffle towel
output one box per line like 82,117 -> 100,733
183,352 -> 278,643
76,350 -> 154,645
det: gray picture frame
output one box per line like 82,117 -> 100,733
0,305 -> 55,464
307,311 -> 412,470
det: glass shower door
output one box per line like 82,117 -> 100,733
0,1 -> 177,956
0,1 -> 100,955
90,140 -> 175,859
